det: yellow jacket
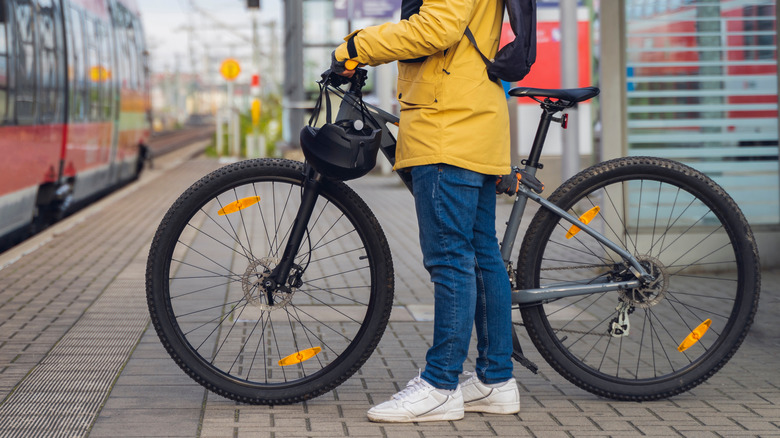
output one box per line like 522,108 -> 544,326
335,0 -> 510,175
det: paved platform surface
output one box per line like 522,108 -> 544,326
0,146 -> 778,438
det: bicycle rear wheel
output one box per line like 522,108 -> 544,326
517,157 -> 760,400
146,159 -> 394,404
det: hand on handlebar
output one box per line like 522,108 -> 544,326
330,51 -> 359,78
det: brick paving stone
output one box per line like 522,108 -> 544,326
0,152 -> 777,437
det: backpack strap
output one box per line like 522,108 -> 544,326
464,26 -> 493,70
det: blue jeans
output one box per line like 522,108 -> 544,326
411,164 -> 514,390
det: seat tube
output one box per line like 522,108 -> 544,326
500,194 -> 530,263
525,108 -> 556,169
500,108 -> 556,262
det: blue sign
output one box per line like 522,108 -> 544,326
334,0 -> 401,19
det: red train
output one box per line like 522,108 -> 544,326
0,0 -> 150,246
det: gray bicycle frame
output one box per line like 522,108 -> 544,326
335,89 -> 651,306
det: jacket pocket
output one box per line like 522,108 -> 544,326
397,77 -> 436,108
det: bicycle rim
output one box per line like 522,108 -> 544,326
147,159 -> 394,404
518,157 -> 759,400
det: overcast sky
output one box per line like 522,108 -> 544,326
135,0 -> 283,75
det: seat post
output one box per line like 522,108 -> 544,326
524,106 -> 558,169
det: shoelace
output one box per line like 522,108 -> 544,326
392,372 -> 430,401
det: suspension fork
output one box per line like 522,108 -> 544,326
263,167 -> 323,301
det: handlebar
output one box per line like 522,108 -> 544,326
320,67 -> 368,95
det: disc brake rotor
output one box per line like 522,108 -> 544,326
618,255 -> 669,308
241,257 -> 294,310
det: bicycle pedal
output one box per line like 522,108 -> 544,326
518,169 -> 544,193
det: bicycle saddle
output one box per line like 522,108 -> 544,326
508,86 -> 600,104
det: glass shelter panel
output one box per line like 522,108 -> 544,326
625,0 -> 779,225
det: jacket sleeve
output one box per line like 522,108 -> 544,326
334,0 -> 478,66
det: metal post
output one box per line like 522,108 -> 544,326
599,0 -> 627,161
251,14 -> 262,158
560,0 -> 580,182
283,0 -> 305,149
232,106 -> 240,157
216,108 -> 224,156
227,80 -> 237,157
377,63 -> 393,174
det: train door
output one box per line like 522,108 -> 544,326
111,0 -> 149,182
63,0 -> 117,202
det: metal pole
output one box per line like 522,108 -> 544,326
251,14 -> 262,158
377,63 -> 393,174
283,0 -> 305,149
216,108 -> 224,156
560,0 -> 580,182
227,80 -> 237,156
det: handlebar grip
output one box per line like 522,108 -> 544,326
345,60 -> 359,70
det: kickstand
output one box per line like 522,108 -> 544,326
511,327 -> 539,374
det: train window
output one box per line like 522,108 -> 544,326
36,0 -> 64,124
68,7 -> 86,122
11,0 -> 37,125
134,17 -> 147,91
126,16 -> 138,90
0,1 -> 7,122
114,10 -> 126,88
85,17 -> 100,121
97,21 -> 112,120
112,5 -> 128,90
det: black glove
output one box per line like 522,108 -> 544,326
496,170 -> 521,195
331,51 -> 351,76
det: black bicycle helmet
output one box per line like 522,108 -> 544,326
300,119 -> 381,181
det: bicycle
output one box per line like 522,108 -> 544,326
146,68 -> 760,405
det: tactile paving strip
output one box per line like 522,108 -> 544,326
0,144 -> 217,437
0,276 -> 148,437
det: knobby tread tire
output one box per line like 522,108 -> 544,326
517,156 -> 760,401
146,158 -> 394,405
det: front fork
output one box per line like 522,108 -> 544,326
264,166 -> 322,303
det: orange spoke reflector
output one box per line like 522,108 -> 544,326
278,347 -> 322,367
677,319 -> 712,352
566,206 -> 600,239
218,196 -> 261,216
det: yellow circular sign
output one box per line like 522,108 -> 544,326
89,65 -> 110,82
220,59 -> 241,81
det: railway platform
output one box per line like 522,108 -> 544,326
0,142 -> 778,437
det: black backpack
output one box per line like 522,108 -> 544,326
465,0 -> 537,82
399,0 -> 537,82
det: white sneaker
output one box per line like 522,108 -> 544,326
461,372 -> 520,414
367,374 -> 464,423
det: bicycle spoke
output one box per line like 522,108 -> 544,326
520,159 -> 758,399
150,162 -> 393,402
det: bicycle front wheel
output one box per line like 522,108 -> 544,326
146,159 -> 394,405
517,157 -> 760,400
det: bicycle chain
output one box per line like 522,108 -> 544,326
513,322 -> 611,338
512,265 -> 622,338
540,264 -> 612,271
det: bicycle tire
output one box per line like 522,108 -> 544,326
517,156 -> 760,400
146,159 -> 394,405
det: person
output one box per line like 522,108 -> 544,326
331,0 -> 520,423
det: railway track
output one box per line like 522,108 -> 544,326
147,126 -> 215,157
